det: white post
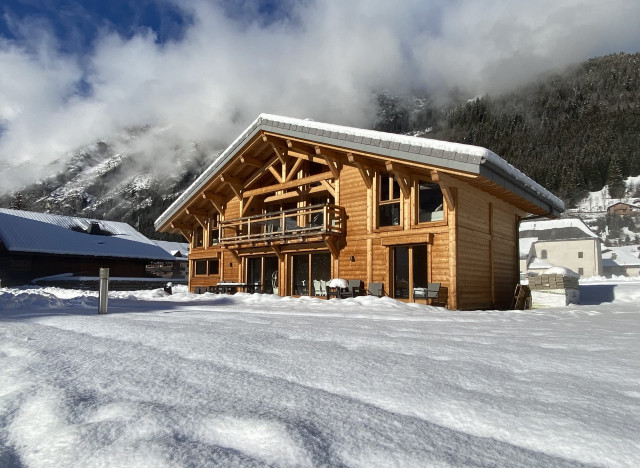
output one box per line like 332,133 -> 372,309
99,268 -> 109,314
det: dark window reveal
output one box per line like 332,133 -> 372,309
195,260 -> 207,275
418,182 -> 444,222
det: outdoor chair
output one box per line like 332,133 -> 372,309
340,279 -> 364,298
319,280 -> 327,297
313,279 -> 322,296
367,282 -> 384,297
427,283 -> 441,305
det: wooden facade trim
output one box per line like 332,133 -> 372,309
243,171 -> 334,198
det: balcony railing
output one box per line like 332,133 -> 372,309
218,203 -> 344,245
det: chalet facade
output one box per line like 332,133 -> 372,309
155,114 -> 564,309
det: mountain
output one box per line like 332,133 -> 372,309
0,130 -> 220,241
375,52 -> 640,208
1,52 -> 639,237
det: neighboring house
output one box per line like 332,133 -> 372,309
149,240 -> 190,279
155,114 -> 563,309
519,218 -> 603,278
602,246 -> 640,277
607,202 -> 640,217
0,208 -> 176,286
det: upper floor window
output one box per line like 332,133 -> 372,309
417,182 -> 444,222
194,226 -> 204,248
379,174 -> 401,227
209,214 -> 219,246
540,249 -> 547,259
578,251 -> 583,258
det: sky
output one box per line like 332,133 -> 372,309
1,0 -> 639,191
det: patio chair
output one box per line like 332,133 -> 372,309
319,280 -> 327,297
367,282 -> 384,297
313,279 -> 322,296
340,279 -> 364,298
426,283 -> 441,305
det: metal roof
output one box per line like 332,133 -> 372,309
155,114 -> 565,230
0,209 -> 176,261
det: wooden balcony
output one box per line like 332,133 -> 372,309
218,203 -> 345,248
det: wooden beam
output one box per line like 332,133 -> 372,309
192,215 -> 207,229
244,156 -> 279,190
430,170 -> 456,211
271,245 -> 284,261
386,161 -> 411,198
264,185 -> 326,203
224,248 -> 241,263
178,229 -> 191,242
324,237 -> 339,260
243,171 -> 334,198
320,179 -> 335,197
263,135 -> 287,164
202,192 -> 225,214
240,155 -> 262,168
171,222 -> 194,230
186,207 -> 209,217
221,173 -> 243,200
316,146 -> 341,179
242,195 -> 256,216
347,153 -> 373,189
285,157 -> 304,182
267,165 -> 283,183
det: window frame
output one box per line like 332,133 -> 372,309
414,179 -> 446,225
376,173 -> 403,229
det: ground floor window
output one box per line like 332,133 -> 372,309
246,256 -> 278,293
292,252 -> 332,296
194,258 -> 219,276
392,244 -> 428,299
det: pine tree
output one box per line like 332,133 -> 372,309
607,158 -> 626,199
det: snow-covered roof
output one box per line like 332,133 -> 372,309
153,240 -> 189,259
0,209 -> 176,261
155,114 -> 564,230
602,247 -> 640,267
528,258 -> 556,270
519,237 -> 538,259
519,218 -> 599,241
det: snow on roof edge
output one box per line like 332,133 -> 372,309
155,113 -> 564,230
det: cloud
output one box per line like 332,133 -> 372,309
0,0 -> 639,191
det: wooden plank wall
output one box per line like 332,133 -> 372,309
336,166 -> 370,282
455,183 -> 523,309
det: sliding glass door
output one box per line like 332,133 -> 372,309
392,244 -> 428,300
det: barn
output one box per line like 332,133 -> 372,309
154,114 -> 564,309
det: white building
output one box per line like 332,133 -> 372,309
602,246 -> 640,277
519,218 -> 603,278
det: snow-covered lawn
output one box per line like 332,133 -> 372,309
1,284 -> 639,467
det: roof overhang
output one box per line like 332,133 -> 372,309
155,114 -> 565,232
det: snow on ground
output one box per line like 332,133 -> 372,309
1,283 -> 639,467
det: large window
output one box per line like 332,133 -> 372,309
379,174 -> 401,227
246,256 -> 278,294
418,182 -> 444,222
292,253 -> 331,296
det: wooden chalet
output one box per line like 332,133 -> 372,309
155,114 -> 564,309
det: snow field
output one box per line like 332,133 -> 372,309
0,285 -> 639,467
